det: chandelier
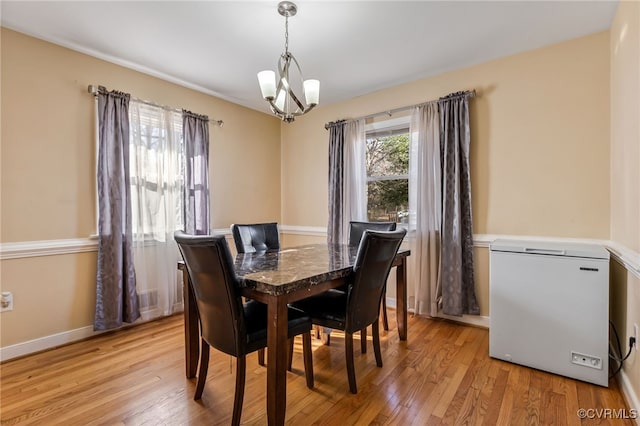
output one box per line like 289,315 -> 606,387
257,1 -> 319,123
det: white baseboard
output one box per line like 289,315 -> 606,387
0,306 -> 186,362
434,312 -> 490,328
0,324 -> 105,362
386,297 -> 490,328
617,368 -> 640,424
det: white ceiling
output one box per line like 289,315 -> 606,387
1,1 -> 618,115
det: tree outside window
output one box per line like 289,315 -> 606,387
366,130 -> 409,224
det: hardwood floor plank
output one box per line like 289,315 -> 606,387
1,314 -> 633,426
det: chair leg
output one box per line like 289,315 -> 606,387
345,332 -> 357,394
360,327 -> 367,354
321,327 -> 331,345
381,289 -> 389,331
232,355 -> 246,426
287,338 -> 294,371
315,325 -> 321,339
372,320 -> 383,368
258,348 -> 265,366
194,339 -> 210,400
302,332 -> 314,389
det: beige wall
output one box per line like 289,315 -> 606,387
282,32 -> 610,238
610,0 -> 640,254
281,31 -> 610,317
0,253 -> 98,345
0,28 -> 282,346
609,0 -> 640,406
1,28 -> 282,242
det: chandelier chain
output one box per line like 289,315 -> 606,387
284,15 -> 289,54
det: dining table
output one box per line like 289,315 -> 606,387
178,242 -> 411,426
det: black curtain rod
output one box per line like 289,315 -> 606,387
87,85 -> 224,127
325,89 -> 476,130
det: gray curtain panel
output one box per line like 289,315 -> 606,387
95,88 -> 140,330
438,92 -> 479,316
182,110 -> 210,235
327,120 -> 346,246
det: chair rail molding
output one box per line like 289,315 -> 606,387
2,231 -> 638,278
0,238 -> 99,260
279,225 -> 328,237
474,234 -> 640,279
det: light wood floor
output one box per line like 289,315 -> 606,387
0,313 -> 633,425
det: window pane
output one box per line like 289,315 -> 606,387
366,133 -> 409,177
129,102 -> 184,238
367,179 -> 409,224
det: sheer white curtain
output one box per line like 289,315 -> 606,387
409,103 -> 441,316
129,101 -> 184,319
341,119 -> 367,242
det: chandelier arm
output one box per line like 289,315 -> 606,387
266,98 -> 316,121
287,54 -> 306,81
278,54 -> 291,89
285,54 -> 307,110
267,98 -> 287,117
275,77 -> 285,98
288,88 -> 306,112
277,53 -> 307,112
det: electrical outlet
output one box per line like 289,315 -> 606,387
634,323 -> 639,352
1,292 -> 13,312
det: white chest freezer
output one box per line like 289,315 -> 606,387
489,239 -> 610,386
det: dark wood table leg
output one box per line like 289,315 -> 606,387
266,295 -> 289,425
396,258 -> 408,341
182,270 -> 199,378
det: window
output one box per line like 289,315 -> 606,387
365,117 -> 410,224
129,101 -> 185,239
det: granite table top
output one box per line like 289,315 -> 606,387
235,243 -> 410,296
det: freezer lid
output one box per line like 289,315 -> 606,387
490,239 -> 609,260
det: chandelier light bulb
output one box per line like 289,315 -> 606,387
303,79 -> 320,106
257,70 -> 276,100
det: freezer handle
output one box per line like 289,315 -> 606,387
523,247 -> 566,255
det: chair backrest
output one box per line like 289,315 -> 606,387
174,231 -> 246,357
348,221 -> 397,247
230,222 -> 280,254
346,229 -> 406,333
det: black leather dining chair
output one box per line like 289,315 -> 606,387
348,221 -> 397,247
292,229 -> 406,394
230,222 -> 280,254
348,221 -> 397,334
230,222 -> 281,365
174,232 -> 314,426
